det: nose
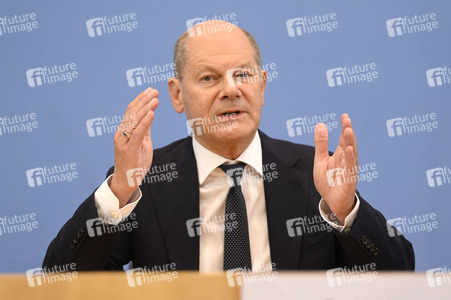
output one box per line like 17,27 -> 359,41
218,76 -> 243,101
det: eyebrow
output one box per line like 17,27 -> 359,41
195,62 -> 256,73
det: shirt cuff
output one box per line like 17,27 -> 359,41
94,174 -> 142,225
318,193 -> 360,233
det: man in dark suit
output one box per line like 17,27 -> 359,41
43,21 -> 414,272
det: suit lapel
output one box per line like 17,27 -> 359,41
260,132 -> 311,270
146,137 -> 200,270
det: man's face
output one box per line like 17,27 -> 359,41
174,24 -> 267,146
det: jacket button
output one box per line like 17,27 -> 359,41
73,236 -> 80,244
361,235 -> 369,245
70,242 -> 77,248
77,231 -> 84,238
374,248 -> 380,255
80,226 -> 86,233
369,244 -> 376,252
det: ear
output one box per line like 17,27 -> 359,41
259,70 -> 267,106
168,77 -> 184,113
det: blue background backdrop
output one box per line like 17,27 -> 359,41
0,0 -> 450,272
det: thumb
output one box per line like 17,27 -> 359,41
314,123 -> 329,163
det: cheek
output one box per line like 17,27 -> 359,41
183,87 -> 214,118
244,89 -> 264,109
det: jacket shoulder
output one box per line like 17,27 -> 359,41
260,131 -> 317,169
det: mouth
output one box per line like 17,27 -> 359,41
218,110 -> 242,117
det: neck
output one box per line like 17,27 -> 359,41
194,132 -> 256,160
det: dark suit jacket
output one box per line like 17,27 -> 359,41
43,131 -> 415,270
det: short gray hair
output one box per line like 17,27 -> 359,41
173,26 -> 262,81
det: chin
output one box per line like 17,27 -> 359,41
210,124 -> 256,144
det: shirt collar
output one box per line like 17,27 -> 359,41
192,131 -> 263,185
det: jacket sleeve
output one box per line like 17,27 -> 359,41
332,191 -> 415,270
42,169 -> 133,271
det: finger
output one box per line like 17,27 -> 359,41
343,121 -> 358,161
314,123 -> 329,163
128,110 -> 155,149
334,140 -> 344,167
121,91 -> 159,134
344,145 -> 356,169
129,89 -> 159,115
341,112 -> 349,123
129,87 -> 154,110
116,88 -> 153,136
129,98 -> 159,145
334,126 -> 346,168
123,89 -> 158,126
343,145 -> 357,195
334,113 -> 349,157
123,97 -> 159,133
341,114 -> 357,150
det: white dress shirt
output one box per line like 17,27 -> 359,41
94,131 -> 360,272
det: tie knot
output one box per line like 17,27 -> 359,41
219,162 -> 246,173
219,162 -> 246,186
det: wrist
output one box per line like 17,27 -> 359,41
329,195 -> 356,225
109,174 -> 136,207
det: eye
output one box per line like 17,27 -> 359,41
201,75 -> 212,82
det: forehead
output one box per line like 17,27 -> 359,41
185,27 -> 256,69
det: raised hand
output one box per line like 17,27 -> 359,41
109,87 -> 159,208
313,113 -> 358,224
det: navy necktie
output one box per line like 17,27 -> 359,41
219,162 -> 252,271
